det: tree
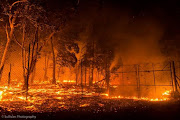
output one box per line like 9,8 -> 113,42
56,24 -> 79,71
0,0 -> 28,81
50,37 -> 56,84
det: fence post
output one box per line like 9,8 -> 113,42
136,64 -> 140,98
171,61 -> 178,92
152,63 -> 156,93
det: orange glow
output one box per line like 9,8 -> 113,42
110,90 -> 171,101
0,91 -> 3,100
0,83 -> 174,112
63,80 -> 76,83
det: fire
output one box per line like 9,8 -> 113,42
162,90 -> 171,96
0,91 -> 3,100
0,83 -> 174,113
80,103 -> 90,107
111,96 -> 169,101
63,80 -> 76,83
110,90 -> 171,101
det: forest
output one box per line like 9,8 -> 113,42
0,0 -> 180,120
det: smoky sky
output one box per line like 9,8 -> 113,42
45,0 -> 180,41
6,0 -> 180,64
58,0 -> 180,64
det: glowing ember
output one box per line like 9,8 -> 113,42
63,80 -> 76,83
101,93 -> 109,97
111,96 -> 169,101
162,90 -> 171,96
0,83 -> 175,113
80,104 -> 90,107
110,90 -> 172,101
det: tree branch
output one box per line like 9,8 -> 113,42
9,0 -> 28,11
13,33 -> 25,49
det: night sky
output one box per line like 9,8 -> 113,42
44,0 -> 180,48
1,0 -> 180,63
3,0 -> 169,65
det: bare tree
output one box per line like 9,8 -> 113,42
50,37 -> 56,84
0,0 -> 28,81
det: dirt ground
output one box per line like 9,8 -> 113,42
0,99 -> 180,120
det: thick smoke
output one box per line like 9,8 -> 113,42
78,1 -> 166,66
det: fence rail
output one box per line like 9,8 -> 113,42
109,61 -> 180,98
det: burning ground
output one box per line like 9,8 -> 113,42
0,84 -> 180,120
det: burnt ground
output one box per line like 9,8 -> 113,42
0,99 -> 180,120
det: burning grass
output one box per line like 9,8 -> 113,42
0,82 -> 176,113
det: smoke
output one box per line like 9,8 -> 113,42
78,1 -> 166,66
111,17 -> 165,64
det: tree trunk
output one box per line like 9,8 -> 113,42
76,62 -> 79,85
8,64 -> 11,88
0,0 -> 27,82
81,60 -> 83,94
50,37 -> 56,84
22,23 -> 26,90
26,44 -> 31,99
43,53 -> 49,81
58,66 -> 60,80
105,55 -> 110,94
89,38 -> 94,86
22,26 -> 39,92
89,65 -> 93,86
30,64 -> 36,84
0,24 -> 14,81
85,66 -> 86,86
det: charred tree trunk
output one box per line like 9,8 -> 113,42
89,67 -> 91,86
0,65 -> 4,82
76,62 -> 79,85
26,44 -> 31,99
50,37 -> 56,84
81,60 -> 83,94
105,55 -> 110,94
22,23 -> 26,90
89,64 -> 93,86
43,53 -> 49,81
89,39 -> 94,86
90,64 -> 94,86
85,66 -> 86,86
8,64 -> 11,88
30,64 -> 36,84
58,66 -> 60,80
22,26 -> 39,93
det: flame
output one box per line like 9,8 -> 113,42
80,103 -> 90,107
0,91 -> 3,100
110,90 -> 171,101
162,90 -> 171,96
63,80 -> 76,83
0,84 -> 173,112
111,96 -> 169,101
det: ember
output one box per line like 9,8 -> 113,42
63,80 -> 76,83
